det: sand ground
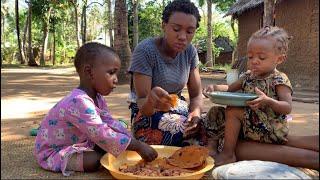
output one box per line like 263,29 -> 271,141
1,67 -> 319,179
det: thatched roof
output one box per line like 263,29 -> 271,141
214,37 -> 233,53
225,0 -> 264,18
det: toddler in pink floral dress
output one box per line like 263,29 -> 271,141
34,42 -> 158,176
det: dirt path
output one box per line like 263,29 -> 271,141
1,67 -> 319,179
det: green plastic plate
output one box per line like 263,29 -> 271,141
205,92 -> 258,106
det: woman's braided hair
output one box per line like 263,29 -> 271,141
162,0 -> 201,28
248,26 -> 292,55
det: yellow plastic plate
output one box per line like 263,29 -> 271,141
100,145 -> 215,179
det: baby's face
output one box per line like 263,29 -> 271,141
91,55 -> 121,96
247,38 -> 284,78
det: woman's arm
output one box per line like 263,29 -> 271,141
187,67 -> 203,116
133,73 -> 154,116
133,72 -> 172,116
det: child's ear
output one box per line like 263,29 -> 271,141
83,64 -> 93,79
276,54 -> 286,65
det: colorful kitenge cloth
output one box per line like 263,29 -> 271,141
205,69 -> 293,150
34,89 -> 132,176
130,97 -> 209,147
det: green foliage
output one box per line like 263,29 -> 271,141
213,0 -> 236,13
1,0 -> 239,67
128,1 -> 163,47
192,19 -> 235,58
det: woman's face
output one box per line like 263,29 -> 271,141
162,12 -> 197,53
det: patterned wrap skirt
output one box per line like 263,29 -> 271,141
130,98 -> 211,147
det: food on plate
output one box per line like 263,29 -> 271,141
169,94 -> 179,108
167,145 -> 209,169
118,145 -> 209,177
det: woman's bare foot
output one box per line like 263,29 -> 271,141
213,151 -> 236,166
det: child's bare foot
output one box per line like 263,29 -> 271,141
207,139 -> 218,157
209,149 -> 218,157
213,152 -> 236,166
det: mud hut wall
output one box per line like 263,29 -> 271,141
275,0 -> 319,90
237,7 -> 263,58
236,0 -> 319,90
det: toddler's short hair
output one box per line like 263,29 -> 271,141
248,26 -> 292,55
74,42 -> 117,73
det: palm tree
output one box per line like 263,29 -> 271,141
206,0 -> 213,67
198,0 -> 214,67
114,0 -> 132,83
26,1 -> 37,66
15,0 -> 26,64
132,0 -> 139,49
107,0 -> 113,47
69,0 -> 81,49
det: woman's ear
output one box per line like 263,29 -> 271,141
161,22 -> 166,31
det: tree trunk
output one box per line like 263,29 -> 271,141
132,0 -> 139,49
263,0 -> 275,27
53,25 -> 56,66
22,10 -> 29,59
27,2 -> 37,66
114,0 -> 132,83
230,17 -> 238,66
70,0 -> 80,49
40,7 -> 52,66
107,0 -> 113,47
81,0 -> 87,45
206,0 -> 213,67
15,0 -> 26,64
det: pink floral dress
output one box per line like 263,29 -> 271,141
34,89 -> 132,176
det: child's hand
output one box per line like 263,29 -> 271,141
247,87 -> 271,110
136,141 -> 158,162
148,87 -> 172,112
202,85 -> 216,98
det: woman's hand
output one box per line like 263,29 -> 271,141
183,111 -> 201,139
246,87 -> 272,110
147,87 -> 172,112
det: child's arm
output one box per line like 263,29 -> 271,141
126,138 -> 158,162
247,86 -> 292,114
67,97 -> 157,161
203,79 -> 242,94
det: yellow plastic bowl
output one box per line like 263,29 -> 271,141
100,145 -> 215,179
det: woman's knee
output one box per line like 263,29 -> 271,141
83,151 -> 103,172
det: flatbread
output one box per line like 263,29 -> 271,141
167,145 -> 209,169
169,94 -> 179,108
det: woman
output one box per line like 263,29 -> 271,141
128,0 -> 206,147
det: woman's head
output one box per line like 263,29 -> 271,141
247,26 -> 291,78
74,42 -> 121,96
161,0 -> 201,53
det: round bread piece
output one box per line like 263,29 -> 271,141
167,145 -> 209,169
169,94 -> 179,108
